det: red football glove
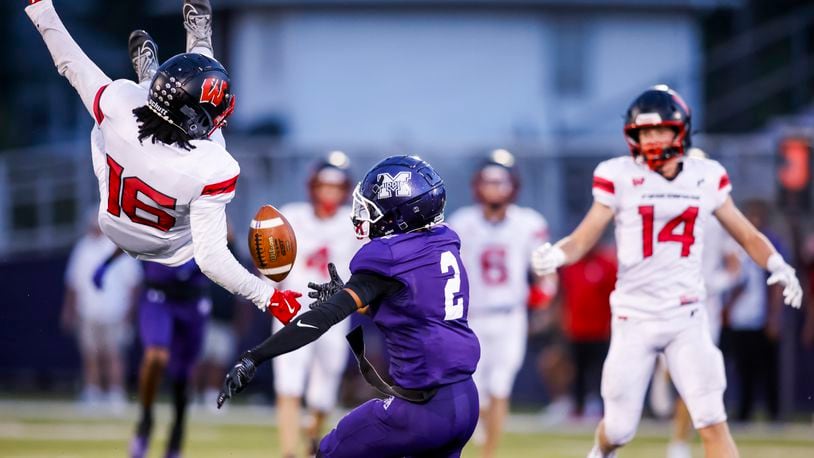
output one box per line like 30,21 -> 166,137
268,289 -> 302,325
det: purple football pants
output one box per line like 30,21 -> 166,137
139,294 -> 207,381
318,377 -> 479,458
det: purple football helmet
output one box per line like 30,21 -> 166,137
351,155 -> 446,238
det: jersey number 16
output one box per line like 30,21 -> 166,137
106,155 -> 177,232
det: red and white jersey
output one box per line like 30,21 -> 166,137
91,79 -> 237,266
449,205 -> 548,313
592,155 -> 732,319
277,203 -> 362,316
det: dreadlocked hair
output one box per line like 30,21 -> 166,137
133,105 -> 196,151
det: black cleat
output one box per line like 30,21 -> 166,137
183,0 -> 213,54
128,30 -> 159,84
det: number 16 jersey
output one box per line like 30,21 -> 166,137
592,155 -> 732,319
90,79 -> 239,266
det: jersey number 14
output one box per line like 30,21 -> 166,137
638,205 -> 699,258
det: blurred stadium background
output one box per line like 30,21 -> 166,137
2,0 -> 814,456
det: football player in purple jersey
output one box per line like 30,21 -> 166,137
218,156 -> 482,457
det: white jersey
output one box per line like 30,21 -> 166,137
91,80 -> 236,266
448,205 -> 548,313
277,202 -> 361,315
271,203 -> 360,409
26,0 -> 274,310
593,155 -> 732,319
65,234 -> 142,324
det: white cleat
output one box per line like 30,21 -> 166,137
183,0 -> 213,55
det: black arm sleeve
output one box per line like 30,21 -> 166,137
245,271 -> 403,365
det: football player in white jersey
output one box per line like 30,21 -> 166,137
656,148 -> 742,458
25,0 -> 301,327
273,152 -> 361,457
532,85 -> 802,458
448,150 -> 552,458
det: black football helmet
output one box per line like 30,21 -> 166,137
624,85 -> 691,171
147,53 -> 235,139
472,149 -> 520,206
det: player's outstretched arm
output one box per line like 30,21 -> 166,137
25,0 -> 112,119
532,201 -> 613,275
715,196 -> 802,308
216,269 -> 400,407
190,198 -> 293,316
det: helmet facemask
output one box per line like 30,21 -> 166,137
625,119 -> 688,172
351,183 -> 385,239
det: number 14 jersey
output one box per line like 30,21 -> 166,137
593,156 -> 732,319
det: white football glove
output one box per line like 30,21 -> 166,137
766,253 -> 802,309
531,243 -> 566,276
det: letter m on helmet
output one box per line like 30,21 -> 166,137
200,77 -> 228,106
377,172 -> 412,199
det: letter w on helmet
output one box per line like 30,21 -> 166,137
200,77 -> 228,106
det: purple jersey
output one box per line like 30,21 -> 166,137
350,225 -> 480,390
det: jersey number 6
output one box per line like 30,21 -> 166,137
638,205 -> 699,258
106,155 -> 177,232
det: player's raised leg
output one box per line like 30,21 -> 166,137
128,30 -> 159,86
183,0 -> 213,57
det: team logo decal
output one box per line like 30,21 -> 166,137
376,172 -> 412,199
632,177 -> 645,186
200,77 -> 228,106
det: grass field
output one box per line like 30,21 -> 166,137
1,400 -> 812,457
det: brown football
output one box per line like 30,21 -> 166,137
248,204 -> 297,282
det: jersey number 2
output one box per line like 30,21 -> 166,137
440,251 -> 464,321
106,155 -> 177,232
638,205 -> 699,258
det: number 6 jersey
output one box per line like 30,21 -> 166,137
593,155 -> 732,319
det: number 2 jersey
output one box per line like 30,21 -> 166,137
593,155 -> 732,319
350,225 -> 481,390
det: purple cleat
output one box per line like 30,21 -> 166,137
129,435 -> 148,458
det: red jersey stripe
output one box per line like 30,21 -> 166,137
93,84 -> 110,124
201,175 -> 239,196
593,176 -> 615,194
718,174 -> 731,190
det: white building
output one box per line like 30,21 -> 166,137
158,0 -> 741,151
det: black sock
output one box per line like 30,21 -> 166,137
167,379 -> 189,452
136,407 -> 153,438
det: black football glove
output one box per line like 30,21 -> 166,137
307,262 -> 345,309
216,354 -> 257,409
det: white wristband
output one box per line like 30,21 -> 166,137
766,252 -> 787,273
551,245 -> 567,269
